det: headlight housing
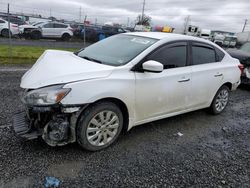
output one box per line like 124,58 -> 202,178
23,85 -> 71,106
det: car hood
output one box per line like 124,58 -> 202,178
227,49 -> 250,66
21,50 -> 114,89
19,24 -> 38,29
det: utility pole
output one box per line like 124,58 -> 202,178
79,7 -> 82,23
242,19 -> 248,32
83,15 -> 87,47
7,3 -> 12,64
141,0 -> 146,24
184,15 -> 190,35
127,17 -> 130,27
49,8 -> 52,17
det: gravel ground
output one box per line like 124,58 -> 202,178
0,67 -> 249,188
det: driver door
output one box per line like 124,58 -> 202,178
134,42 -> 192,123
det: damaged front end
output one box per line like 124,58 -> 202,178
13,85 -> 83,146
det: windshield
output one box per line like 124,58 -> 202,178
240,43 -> 250,52
77,34 -> 158,66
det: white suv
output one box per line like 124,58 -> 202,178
0,18 -> 19,37
36,21 -> 73,40
13,32 -> 241,151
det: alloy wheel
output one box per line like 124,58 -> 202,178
86,110 -> 120,146
215,89 -> 229,112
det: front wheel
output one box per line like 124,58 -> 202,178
77,101 -> 123,151
209,85 -> 230,114
1,29 -> 11,37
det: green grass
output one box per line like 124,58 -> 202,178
0,45 -> 78,64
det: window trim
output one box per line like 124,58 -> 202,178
132,40 -> 190,72
190,41 -> 217,66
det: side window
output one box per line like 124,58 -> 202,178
0,20 -> 5,23
54,23 -> 67,28
43,23 -> 54,28
215,47 -> 225,62
192,44 -> 216,65
146,43 -> 187,69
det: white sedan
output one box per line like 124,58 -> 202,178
0,18 -> 19,37
13,32 -> 242,151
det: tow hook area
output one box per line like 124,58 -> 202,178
42,114 -> 77,146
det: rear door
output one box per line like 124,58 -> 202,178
54,23 -> 68,38
190,42 -> 225,108
41,23 -> 54,37
135,41 -> 192,122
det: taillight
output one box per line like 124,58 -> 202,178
238,64 -> 244,75
11,24 -> 18,28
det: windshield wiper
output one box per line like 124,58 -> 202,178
81,56 -> 103,64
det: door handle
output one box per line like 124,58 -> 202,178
214,73 -> 223,77
178,78 -> 190,82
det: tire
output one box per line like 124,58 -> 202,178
1,29 -> 11,37
61,33 -> 71,41
77,101 -> 123,151
209,85 -> 230,115
30,30 -> 41,40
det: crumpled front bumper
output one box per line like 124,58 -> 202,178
12,104 -> 84,146
12,111 -> 39,140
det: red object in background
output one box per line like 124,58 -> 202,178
84,21 -> 90,25
238,64 -> 244,75
154,26 -> 163,32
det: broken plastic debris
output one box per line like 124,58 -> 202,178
44,176 -> 60,188
177,132 -> 183,137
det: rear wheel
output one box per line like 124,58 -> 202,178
1,29 -> 11,37
209,85 -> 230,114
61,33 -> 71,41
77,101 -> 123,151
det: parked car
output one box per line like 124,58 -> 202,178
13,32 -> 241,151
101,25 -> 125,37
80,25 -> 103,41
0,15 -> 27,26
0,18 -> 19,37
223,35 -> 237,48
19,24 -> 42,40
227,42 -> 250,84
77,25 -> 125,42
35,21 -> 73,41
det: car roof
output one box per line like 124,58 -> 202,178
124,32 -> 214,44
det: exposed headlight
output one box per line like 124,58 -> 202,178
23,85 -> 71,106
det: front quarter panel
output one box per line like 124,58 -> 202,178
61,68 -> 136,129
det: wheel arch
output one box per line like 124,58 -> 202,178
78,97 -> 129,133
222,82 -> 232,90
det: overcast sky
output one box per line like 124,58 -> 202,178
0,0 -> 250,32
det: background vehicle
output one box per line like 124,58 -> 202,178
0,18 -> 19,37
13,33 -> 241,151
0,15 -> 27,26
237,31 -> 250,45
35,21 -> 73,41
186,25 -> 199,36
223,35 -> 237,48
212,33 -> 225,46
77,25 -> 125,42
18,24 -> 42,40
199,29 -> 211,40
227,42 -> 250,84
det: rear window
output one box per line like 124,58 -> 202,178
192,45 -> 216,65
215,48 -> 225,61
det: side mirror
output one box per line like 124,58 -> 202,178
142,60 -> 163,73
